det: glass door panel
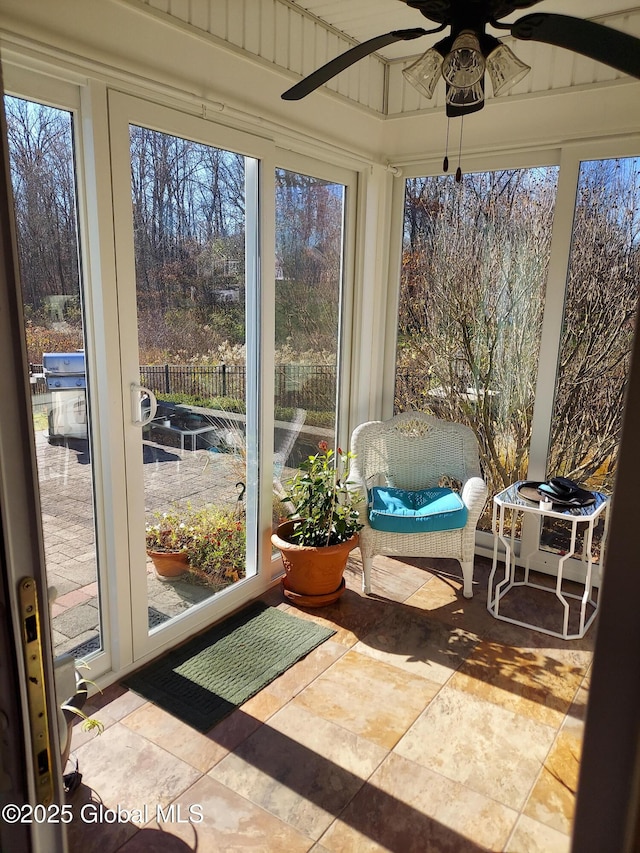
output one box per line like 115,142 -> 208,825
395,168 -> 559,529
273,168 -> 345,527
5,95 -> 103,659
127,124 -> 252,636
542,156 -> 640,556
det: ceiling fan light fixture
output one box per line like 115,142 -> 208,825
442,30 -> 485,88
402,46 -> 445,99
486,42 -> 531,96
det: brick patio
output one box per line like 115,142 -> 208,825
36,430 -> 247,658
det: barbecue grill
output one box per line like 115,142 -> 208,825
42,351 -> 88,441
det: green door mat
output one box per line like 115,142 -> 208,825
123,601 -> 335,732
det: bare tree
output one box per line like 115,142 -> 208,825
5,96 -> 80,317
396,168 -> 558,498
397,159 -> 640,502
275,169 -> 344,354
549,158 -> 640,489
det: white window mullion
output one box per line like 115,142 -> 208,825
516,151 -> 581,567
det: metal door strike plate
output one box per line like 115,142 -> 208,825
19,578 -> 53,805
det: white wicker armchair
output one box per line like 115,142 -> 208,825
350,411 -> 488,598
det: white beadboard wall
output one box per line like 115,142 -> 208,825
134,0 -> 640,117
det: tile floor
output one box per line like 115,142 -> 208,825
64,551 -> 593,852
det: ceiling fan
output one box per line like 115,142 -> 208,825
281,1 -> 640,117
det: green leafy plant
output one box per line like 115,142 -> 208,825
61,661 -> 104,736
282,441 -> 362,548
186,507 -> 246,588
146,504 -> 246,590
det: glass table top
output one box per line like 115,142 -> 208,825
494,481 -> 609,519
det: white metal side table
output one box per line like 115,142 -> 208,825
487,482 -> 610,639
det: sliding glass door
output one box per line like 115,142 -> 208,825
110,94 -> 265,659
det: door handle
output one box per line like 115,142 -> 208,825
131,383 -> 157,427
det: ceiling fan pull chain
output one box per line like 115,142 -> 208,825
443,117 -> 450,173
455,116 -> 464,183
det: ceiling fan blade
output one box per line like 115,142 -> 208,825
281,28 -> 431,100
510,13 -> 640,80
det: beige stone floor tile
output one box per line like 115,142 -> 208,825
121,701 -> 250,773
566,669 -> 591,722
523,718 -> 584,835
71,722 -> 200,811
405,574 -> 492,631
319,751 -> 517,853
208,702 -> 387,840
63,557 -> 595,853
353,605 -> 479,684
281,588 -> 392,648
65,784 -> 140,853
237,686 -> 288,722
351,553 -> 436,602
505,814 -> 571,853
448,638 -> 585,727
259,638 -> 348,704
74,683 -> 148,741
395,686 -> 556,811
291,648 -> 441,749
118,775 -> 313,852
67,722 -> 201,852
89,682 -> 148,717
484,563 -> 601,639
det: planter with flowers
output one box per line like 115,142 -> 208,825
145,506 -> 192,580
146,504 -> 246,587
271,441 -> 363,607
184,505 -> 246,591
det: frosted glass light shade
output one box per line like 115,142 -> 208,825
446,79 -> 484,108
486,43 -> 531,95
442,30 -> 485,88
402,49 -> 444,99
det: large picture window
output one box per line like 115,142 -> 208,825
548,157 -> 640,492
273,168 -> 346,526
396,168 -> 559,526
5,95 -> 103,659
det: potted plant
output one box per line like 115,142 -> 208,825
185,506 -> 246,591
56,658 -> 103,792
146,503 -> 247,587
145,506 -> 193,579
271,441 -> 363,607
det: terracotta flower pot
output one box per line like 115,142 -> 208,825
271,520 -> 359,607
146,549 -> 189,581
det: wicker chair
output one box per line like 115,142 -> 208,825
350,411 -> 488,598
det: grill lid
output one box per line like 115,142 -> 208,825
42,352 -> 85,375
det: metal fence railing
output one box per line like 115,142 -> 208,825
30,363 -> 338,413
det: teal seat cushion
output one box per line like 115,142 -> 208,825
368,486 -> 468,534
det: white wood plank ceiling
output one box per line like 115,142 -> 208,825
139,1 -> 640,115
287,1 -> 640,60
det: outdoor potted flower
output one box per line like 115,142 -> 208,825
145,506 -> 193,580
185,506 -> 246,591
271,441 -> 362,607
